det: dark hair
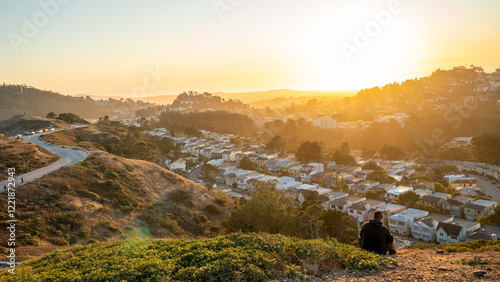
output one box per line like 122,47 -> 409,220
373,211 -> 384,220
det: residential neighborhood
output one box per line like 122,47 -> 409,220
144,127 -> 500,247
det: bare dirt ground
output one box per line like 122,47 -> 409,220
316,249 -> 500,281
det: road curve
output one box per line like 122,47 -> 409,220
0,133 -> 88,192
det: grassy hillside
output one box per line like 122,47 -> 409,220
0,233 -> 395,281
0,85 -> 108,120
0,151 -> 233,261
0,135 -> 60,181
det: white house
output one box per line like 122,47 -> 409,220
388,208 -> 429,236
386,186 -> 413,203
167,158 -> 186,171
411,213 -> 454,242
436,219 -> 480,244
347,199 -> 385,223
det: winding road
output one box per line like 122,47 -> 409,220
0,132 -> 88,192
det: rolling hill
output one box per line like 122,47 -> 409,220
0,85 -> 108,120
0,149 -> 234,261
0,134 -> 60,181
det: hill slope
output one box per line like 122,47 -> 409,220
0,233 -> 395,281
0,134 -> 60,181
0,151 -> 233,261
0,85 -> 109,120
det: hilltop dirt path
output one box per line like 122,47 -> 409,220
316,248 -> 500,281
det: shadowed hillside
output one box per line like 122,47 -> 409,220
0,85 -> 108,120
0,151 -> 234,261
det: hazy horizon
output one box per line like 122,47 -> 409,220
2,0 -> 500,97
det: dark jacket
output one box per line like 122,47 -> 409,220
359,220 -> 394,255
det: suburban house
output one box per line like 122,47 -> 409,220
221,150 -> 233,162
324,176 -> 337,188
413,189 -> 432,198
368,203 -> 406,226
355,180 -> 380,194
255,156 -> 270,167
442,196 -> 473,218
310,171 -> 334,187
411,213 -> 454,242
224,170 -> 252,186
329,195 -> 366,213
266,158 -> 290,172
385,186 -> 413,203
388,208 -> 429,236
201,148 -> 214,159
375,183 -> 396,192
347,199 -> 385,223
299,163 -> 325,182
210,150 -> 224,160
436,219 -> 480,244
276,161 -> 301,174
167,158 -> 186,171
297,190 -> 330,205
420,192 -> 452,211
464,200 -> 498,221
465,225 -> 500,241
275,177 -> 302,190
235,172 -> 265,189
246,175 -> 278,191
288,165 -> 303,179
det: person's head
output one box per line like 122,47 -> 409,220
373,211 -> 384,221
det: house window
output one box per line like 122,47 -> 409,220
357,211 -> 362,215
451,235 -> 457,240
399,222 -> 405,226
439,232 -> 444,236
477,211 -> 481,214
389,220 -> 395,225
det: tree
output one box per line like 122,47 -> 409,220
362,161 -> 383,171
239,155 -> 256,170
300,204 -> 323,239
379,144 -> 405,160
366,170 -> 396,184
200,164 -> 219,189
226,182 -> 300,235
433,182 -> 446,193
396,191 -> 420,208
364,190 -> 386,201
471,133 -> 500,165
296,141 -> 323,163
320,210 -> 358,244
184,124 -> 203,138
478,206 -> 500,227
417,204 -> 441,214
46,112 -> 56,119
331,143 -> 356,165
301,191 -> 321,210
265,135 -> 286,152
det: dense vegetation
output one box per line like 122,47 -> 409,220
157,110 -> 257,136
226,183 -> 359,244
0,233 -> 395,281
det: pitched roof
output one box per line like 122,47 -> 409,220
437,222 -> 463,237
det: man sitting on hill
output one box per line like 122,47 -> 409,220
359,210 -> 396,255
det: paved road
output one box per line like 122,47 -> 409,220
0,133 -> 88,192
470,175 -> 500,202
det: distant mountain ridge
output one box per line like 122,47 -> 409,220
0,84 -> 108,120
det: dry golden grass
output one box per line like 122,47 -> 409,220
0,135 -> 60,180
0,150 -> 234,261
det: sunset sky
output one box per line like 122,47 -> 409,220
1,0 -> 500,97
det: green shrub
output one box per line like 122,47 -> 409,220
0,233 -> 395,281
204,204 -> 223,215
